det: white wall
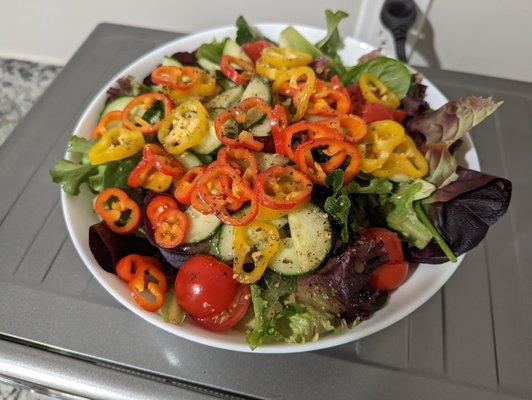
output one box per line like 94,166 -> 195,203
0,0 -> 362,65
1,0 -> 531,82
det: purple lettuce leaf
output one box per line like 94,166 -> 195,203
408,96 -> 502,148
298,239 -> 389,321
311,56 -> 330,80
408,167 -> 512,263
171,51 -> 197,66
401,73 -> 429,118
88,221 -> 158,274
105,76 -> 150,105
357,49 -> 382,63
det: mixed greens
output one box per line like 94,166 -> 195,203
51,10 -> 511,349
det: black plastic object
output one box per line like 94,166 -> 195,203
380,0 -> 417,62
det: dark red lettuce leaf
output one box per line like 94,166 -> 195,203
89,221 -> 158,274
401,73 -> 429,118
408,167 -> 512,263
311,56 -> 330,80
106,76 -> 150,105
142,193 -> 211,269
171,51 -> 197,66
298,239 -> 389,321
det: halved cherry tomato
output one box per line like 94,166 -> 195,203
153,208 -> 188,249
294,137 -> 361,185
214,97 -> 271,151
359,103 -> 394,124
270,105 -> 288,155
122,93 -> 173,134
391,109 -> 406,123
173,165 -> 207,205
146,195 -> 178,226
282,121 -> 341,161
220,55 -> 255,85
116,254 -> 161,282
151,65 -> 200,91
241,40 -> 273,63
143,144 -> 184,177
128,264 -> 168,312
190,284 -> 250,332
361,227 -> 409,291
175,254 -> 239,318
91,111 -> 123,138
94,188 -> 141,234
254,166 -> 313,210
217,146 -> 258,183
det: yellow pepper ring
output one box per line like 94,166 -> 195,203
233,222 -> 280,284
372,135 -> 428,179
261,46 -> 313,69
88,127 -> 145,165
272,66 -> 316,122
357,119 -> 405,173
359,72 -> 401,109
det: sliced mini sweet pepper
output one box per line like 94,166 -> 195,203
158,99 -> 209,154
173,165 -> 207,205
307,77 -> 351,116
220,55 -> 254,85
357,119 -> 405,173
282,121 -> 341,161
116,254 -> 162,283
372,135 -> 429,179
233,222 -> 280,284
270,105 -> 288,155
94,188 -> 141,234
272,66 -> 316,122
359,72 -> 400,109
91,111 -> 123,138
260,46 -> 313,69
167,72 -> 217,103
88,127 -> 145,165
151,65 -> 200,91
122,93 -> 174,134
128,263 -> 168,312
216,146 -> 258,184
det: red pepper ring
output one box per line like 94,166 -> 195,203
254,166 -> 313,210
122,93 -> 173,135
282,121 -> 342,161
294,137 -> 361,185
94,188 -> 141,234
214,97 -> 272,151
128,264 -> 168,312
143,143 -> 184,177
307,79 -> 351,116
270,105 -> 288,155
220,55 -> 254,85
92,111 -> 123,138
173,165 -> 207,205
196,163 -> 258,226
216,146 -> 258,183
127,159 -> 153,189
151,65 -> 201,91
116,254 -> 162,282
190,187 -> 214,215
146,195 -> 179,226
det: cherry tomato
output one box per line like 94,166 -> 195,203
241,40 -> 273,63
361,228 -> 408,291
361,227 -> 404,262
175,255 -> 239,318
359,103 -> 394,123
153,208 -> 188,249
369,261 -> 409,291
190,284 -> 250,331
146,195 -> 178,226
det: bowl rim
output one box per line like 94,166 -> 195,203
61,23 -> 477,353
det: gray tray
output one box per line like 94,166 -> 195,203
0,24 -> 530,400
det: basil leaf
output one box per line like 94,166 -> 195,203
344,56 -> 411,98
325,194 -> 351,242
325,169 -> 344,196
342,177 -> 393,195
235,16 -> 262,45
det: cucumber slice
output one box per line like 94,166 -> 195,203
268,238 -> 304,276
162,56 -> 183,67
249,118 -> 271,137
184,207 -> 221,244
222,39 -> 252,63
241,77 -> 272,126
286,202 -> 332,274
255,152 -> 290,171
192,120 -> 222,155
100,96 -> 133,118
205,86 -> 244,110
217,223 -> 235,262
175,151 -> 202,169
197,58 -> 220,74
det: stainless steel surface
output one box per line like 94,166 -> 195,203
0,23 -> 530,400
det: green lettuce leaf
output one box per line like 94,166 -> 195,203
384,180 -> 433,249
344,56 -> 411,98
424,142 -> 458,188
50,136 -> 99,196
342,177 -> 393,195
316,10 -> 348,56
158,289 -> 186,325
196,37 -> 228,64
325,195 -> 351,242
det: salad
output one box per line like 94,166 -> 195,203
50,10 -> 512,349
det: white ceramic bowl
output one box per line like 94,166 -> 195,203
62,24 -> 479,353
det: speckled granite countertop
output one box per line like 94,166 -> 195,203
0,58 -> 61,146
0,58 -> 62,400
